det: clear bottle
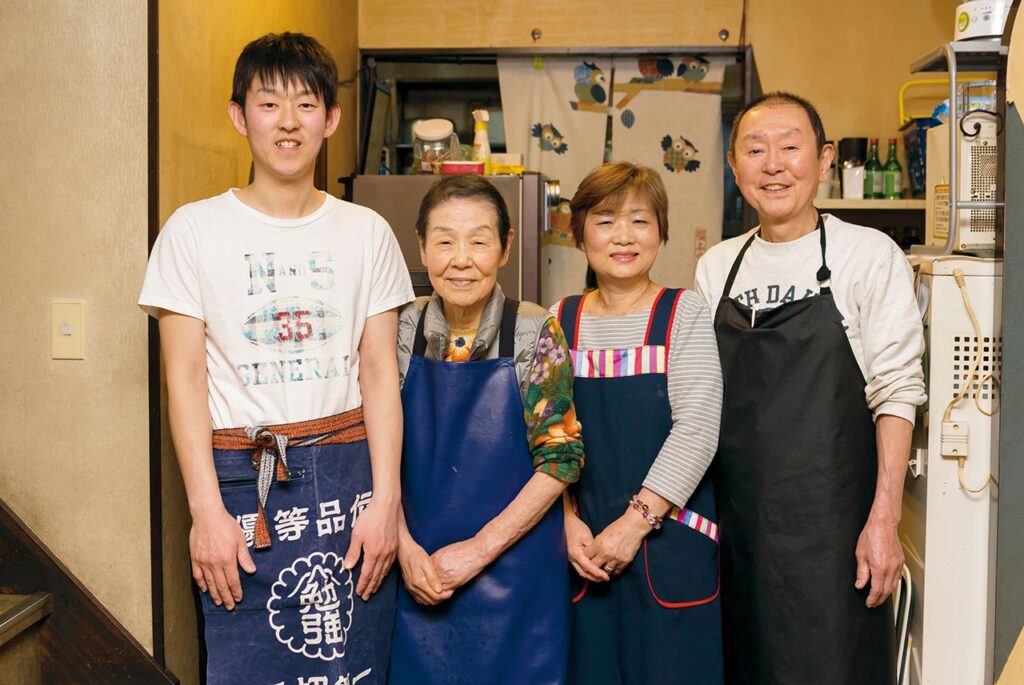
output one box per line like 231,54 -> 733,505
863,138 -> 883,199
883,138 -> 903,200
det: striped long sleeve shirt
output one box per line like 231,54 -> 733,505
551,290 -> 723,508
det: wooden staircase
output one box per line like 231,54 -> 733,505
0,499 -> 178,683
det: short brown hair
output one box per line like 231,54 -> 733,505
728,91 -> 826,156
570,162 -> 669,247
415,175 -> 512,251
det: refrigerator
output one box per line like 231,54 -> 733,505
351,173 -> 558,302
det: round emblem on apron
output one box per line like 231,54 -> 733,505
267,551 -> 355,661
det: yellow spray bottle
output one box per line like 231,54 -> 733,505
472,109 -> 491,175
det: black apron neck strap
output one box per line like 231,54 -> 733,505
814,214 -> 831,284
722,232 -> 758,301
498,298 -> 519,359
556,295 -> 585,351
721,213 -> 830,301
412,304 -> 429,357
413,297 -> 519,359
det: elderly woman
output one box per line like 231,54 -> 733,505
389,175 -> 582,685
552,162 -> 723,684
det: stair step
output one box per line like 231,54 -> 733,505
0,593 -> 53,649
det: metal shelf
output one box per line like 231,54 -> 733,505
816,199 -> 926,210
910,41 -> 1007,74
908,42 -> 1007,254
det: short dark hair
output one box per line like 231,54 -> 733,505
728,91 -> 827,156
570,162 -> 669,247
415,175 -> 513,251
231,33 -> 338,111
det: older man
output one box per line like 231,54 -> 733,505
695,92 -> 926,684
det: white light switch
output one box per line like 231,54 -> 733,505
52,301 -> 84,360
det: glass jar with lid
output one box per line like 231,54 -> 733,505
412,119 -> 459,174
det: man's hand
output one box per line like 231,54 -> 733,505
397,538 -> 453,606
854,514 -> 904,608
344,497 -> 398,601
190,506 -> 256,611
584,510 -> 650,578
564,511 -> 609,582
430,538 -> 490,592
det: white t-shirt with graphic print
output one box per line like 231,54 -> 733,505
694,214 -> 926,424
139,189 -> 414,429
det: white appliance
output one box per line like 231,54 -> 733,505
925,120 -> 999,253
902,256 -> 1002,684
955,1 -> 1012,41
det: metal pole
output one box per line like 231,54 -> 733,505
945,42 -> 959,255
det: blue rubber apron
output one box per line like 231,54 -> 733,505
558,288 -> 723,685
389,298 -> 570,685
203,408 -> 397,685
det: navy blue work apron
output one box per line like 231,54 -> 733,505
203,408 -> 397,685
558,288 -> 723,685
390,298 -> 570,685
713,218 -> 894,684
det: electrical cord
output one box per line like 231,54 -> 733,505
942,268 -> 999,493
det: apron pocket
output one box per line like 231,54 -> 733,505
643,516 -> 719,608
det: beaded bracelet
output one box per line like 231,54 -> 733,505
629,494 -> 663,530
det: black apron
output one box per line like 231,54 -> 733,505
559,289 -> 723,685
713,218 -> 895,684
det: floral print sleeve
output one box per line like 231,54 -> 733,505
524,318 -> 583,483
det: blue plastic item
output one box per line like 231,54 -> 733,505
901,117 -> 942,199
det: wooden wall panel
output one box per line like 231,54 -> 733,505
359,0 -> 743,49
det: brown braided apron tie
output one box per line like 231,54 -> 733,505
246,427 -> 291,549
212,409 -> 368,550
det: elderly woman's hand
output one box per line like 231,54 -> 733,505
565,511 -> 610,582
431,538 -> 490,592
397,538 -> 453,606
585,511 -> 651,578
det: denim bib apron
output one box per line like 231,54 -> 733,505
559,288 -> 723,685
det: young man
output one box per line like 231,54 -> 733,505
140,33 -> 413,685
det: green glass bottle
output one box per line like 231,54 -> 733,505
883,138 -> 903,200
863,138 -> 883,199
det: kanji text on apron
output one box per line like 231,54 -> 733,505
204,408 -> 397,685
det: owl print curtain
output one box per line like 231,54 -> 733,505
498,54 -> 727,302
498,56 -> 610,306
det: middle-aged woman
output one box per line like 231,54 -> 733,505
553,161 -> 724,684
388,174 -> 583,685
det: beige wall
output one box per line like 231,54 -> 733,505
0,0 -> 151,651
746,0 -> 964,154
158,4 -> 358,682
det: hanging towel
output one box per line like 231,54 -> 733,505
499,56 -> 611,306
610,54 -> 728,288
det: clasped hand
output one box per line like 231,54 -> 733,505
565,510 -> 649,582
398,537 -> 489,606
